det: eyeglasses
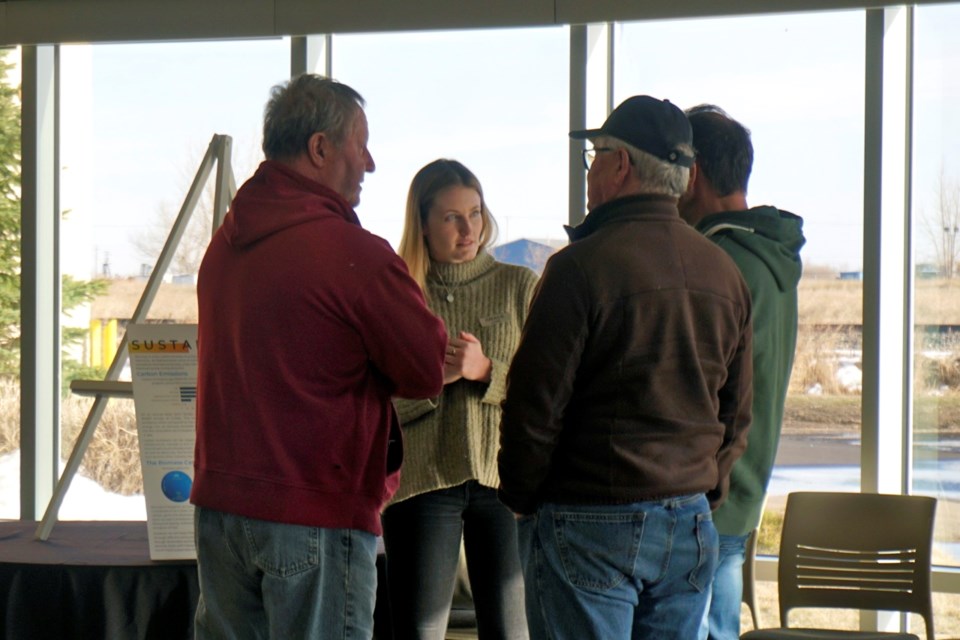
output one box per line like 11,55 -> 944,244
581,146 -> 617,170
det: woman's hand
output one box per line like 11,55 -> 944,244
444,331 -> 492,384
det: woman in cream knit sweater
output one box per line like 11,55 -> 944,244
382,159 -> 539,640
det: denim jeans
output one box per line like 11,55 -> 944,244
700,532 -> 750,640
381,481 -> 528,640
517,494 -> 718,640
194,506 -> 378,640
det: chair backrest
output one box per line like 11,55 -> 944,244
777,491 -> 937,640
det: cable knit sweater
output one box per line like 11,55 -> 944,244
391,251 -> 539,504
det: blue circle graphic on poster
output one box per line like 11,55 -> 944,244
161,470 -> 192,502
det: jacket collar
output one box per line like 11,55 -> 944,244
565,194 -> 680,242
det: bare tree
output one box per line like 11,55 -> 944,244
134,142 -> 260,278
133,189 -> 213,278
921,167 -> 960,278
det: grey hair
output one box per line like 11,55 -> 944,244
262,74 -> 365,161
595,135 -> 692,198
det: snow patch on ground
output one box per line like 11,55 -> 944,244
0,450 -> 146,521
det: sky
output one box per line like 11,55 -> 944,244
616,12 -> 867,266
52,5 -> 960,279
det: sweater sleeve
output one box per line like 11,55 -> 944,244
481,357 -> 509,405
393,396 -> 440,425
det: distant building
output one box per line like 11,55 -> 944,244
839,270 -> 863,281
490,238 -> 564,274
84,279 -> 199,369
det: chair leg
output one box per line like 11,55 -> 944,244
742,528 -> 761,630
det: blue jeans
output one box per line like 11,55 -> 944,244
381,481 -> 528,640
194,506 -> 378,640
517,494 -> 718,640
701,532 -> 750,640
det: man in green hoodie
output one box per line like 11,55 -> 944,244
679,104 -> 806,640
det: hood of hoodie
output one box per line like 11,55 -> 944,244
696,206 -> 805,292
221,160 -> 361,249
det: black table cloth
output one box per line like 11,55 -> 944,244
0,520 -> 198,640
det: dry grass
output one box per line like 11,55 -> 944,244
1,378 -> 143,495
61,395 -> 143,495
795,276 -> 960,396
790,326 -> 859,395
916,278 -> 960,325
800,274 -> 960,325
798,277 -> 862,325
0,379 -> 19,453
916,352 -> 960,391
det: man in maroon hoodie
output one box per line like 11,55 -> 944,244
191,75 -> 447,639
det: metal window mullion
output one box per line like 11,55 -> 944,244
861,5 -> 913,634
569,25 -> 588,229
901,8 -> 916,633
862,7 -> 912,497
290,34 -> 331,78
569,23 -> 613,230
902,6 -> 915,500
19,44 -> 60,521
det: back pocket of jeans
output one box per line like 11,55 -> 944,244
552,511 -> 644,591
687,512 -> 718,592
245,519 -> 320,578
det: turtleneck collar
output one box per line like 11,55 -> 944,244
429,250 -> 496,285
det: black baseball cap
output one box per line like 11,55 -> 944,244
570,95 -> 695,167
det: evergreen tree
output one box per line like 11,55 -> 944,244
0,49 -> 106,380
0,52 -> 21,376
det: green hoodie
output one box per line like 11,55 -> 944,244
696,206 -> 805,536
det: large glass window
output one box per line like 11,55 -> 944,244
616,11 -> 865,630
76,39 -> 289,280
38,29 -> 570,523
9,8 -> 959,628
616,10 -> 865,497
331,27 -> 570,250
38,39 -> 290,522
913,0 -> 960,581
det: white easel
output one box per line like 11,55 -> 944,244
35,134 -> 235,541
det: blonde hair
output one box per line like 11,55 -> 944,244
397,159 -> 499,293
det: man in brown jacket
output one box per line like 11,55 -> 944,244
498,95 -> 753,640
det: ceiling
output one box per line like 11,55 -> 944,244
2,0 -> 953,46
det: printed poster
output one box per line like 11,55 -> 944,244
127,323 -> 198,561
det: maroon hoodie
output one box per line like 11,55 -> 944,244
191,161 -> 446,535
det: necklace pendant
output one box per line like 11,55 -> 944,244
445,293 -> 455,302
